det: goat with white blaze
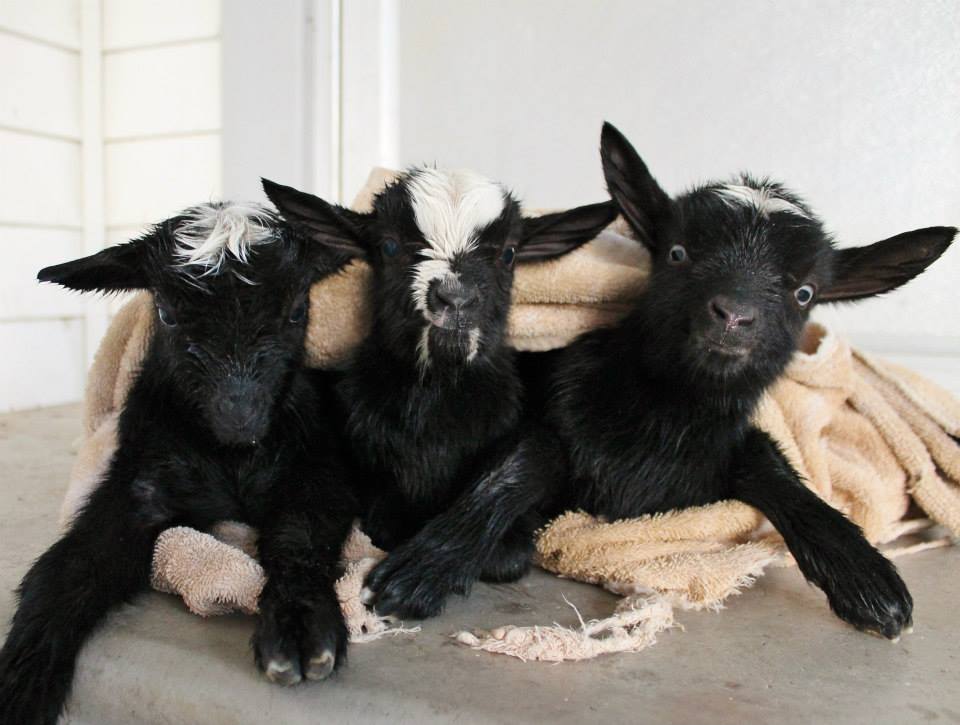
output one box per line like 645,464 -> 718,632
0,204 -> 360,725
264,169 -> 615,618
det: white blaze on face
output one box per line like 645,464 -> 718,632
404,168 -> 505,374
406,168 -> 506,314
715,184 -> 809,219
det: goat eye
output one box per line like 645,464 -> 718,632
668,245 -> 688,264
794,284 -> 815,306
382,238 -> 400,258
289,299 -> 308,323
157,305 -> 177,327
501,246 -> 517,268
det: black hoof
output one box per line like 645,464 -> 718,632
825,554 -> 913,640
254,600 -> 347,686
304,650 -> 337,682
363,543 -> 469,620
264,655 -> 302,686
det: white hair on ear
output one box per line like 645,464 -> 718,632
407,168 -> 506,260
174,202 -> 277,276
715,184 -> 809,219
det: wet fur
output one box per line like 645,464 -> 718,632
540,123 -> 955,638
0,215 -> 359,725
264,174 -> 614,619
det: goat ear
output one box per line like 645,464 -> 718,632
600,122 -> 673,247
820,226 -> 956,302
518,201 -> 617,261
262,178 -> 368,258
37,241 -> 148,292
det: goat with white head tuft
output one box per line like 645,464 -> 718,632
0,204 -> 360,725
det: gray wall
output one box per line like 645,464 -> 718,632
387,0 -> 960,351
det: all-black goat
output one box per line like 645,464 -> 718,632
540,123 -> 953,637
0,204 -> 359,725
264,170 -> 615,619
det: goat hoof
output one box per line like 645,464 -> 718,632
855,610 -> 913,641
265,657 -> 302,686
369,572 -> 455,620
826,555 -> 913,640
305,650 -> 336,681
254,598 -> 347,686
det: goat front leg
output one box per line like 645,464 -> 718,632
478,509 -> 544,583
253,461 -> 356,686
362,426 -> 564,620
730,427 -> 913,639
0,477 -> 158,725
361,485 -> 426,551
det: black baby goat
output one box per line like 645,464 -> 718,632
264,170 -> 615,619
542,123 -> 954,638
0,204 -> 359,725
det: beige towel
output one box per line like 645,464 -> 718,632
150,522 -> 418,642
60,169 -> 960,658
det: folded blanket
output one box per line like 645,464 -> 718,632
61,169 -> 960,657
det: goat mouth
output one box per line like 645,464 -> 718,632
425,309 -> 473,332
215,433 -> 263,448
700,336 -> 751,357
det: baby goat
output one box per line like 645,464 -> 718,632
0,205 -> 358,725
264,171 -> 614,618
543,123 -> 955,638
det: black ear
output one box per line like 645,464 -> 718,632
820,226 -> 956,302
518,201 -> 617,261
262,178 -> 368,258
37,241 -> 148,292
600,122 -> 673,247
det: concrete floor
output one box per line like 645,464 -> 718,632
1,404 -> 959,725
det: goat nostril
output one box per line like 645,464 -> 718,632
436,285 -> 478,310
710,300 -> 729,322
708,296 -> 757,329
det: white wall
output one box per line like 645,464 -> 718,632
0,1 -> 86,411
0,0 -> 222,412
220,0 -> 336,203
102,0 -> 221,256
361,0 -> 959,355
2,1 -> 957,411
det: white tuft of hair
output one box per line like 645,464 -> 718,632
416,326 -> 432,379
173,202 -> 277,276
466,328 -> 482,362
715,184 -> 809,219
407,168 -> 506,261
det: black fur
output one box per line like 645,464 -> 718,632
0,207 -> 359,725
541,123 -> 955,637
264,174 -> 614,619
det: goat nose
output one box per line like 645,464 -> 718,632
435,283 -> 478,310
218,393 -> 243,417
709,295 -> 757,330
